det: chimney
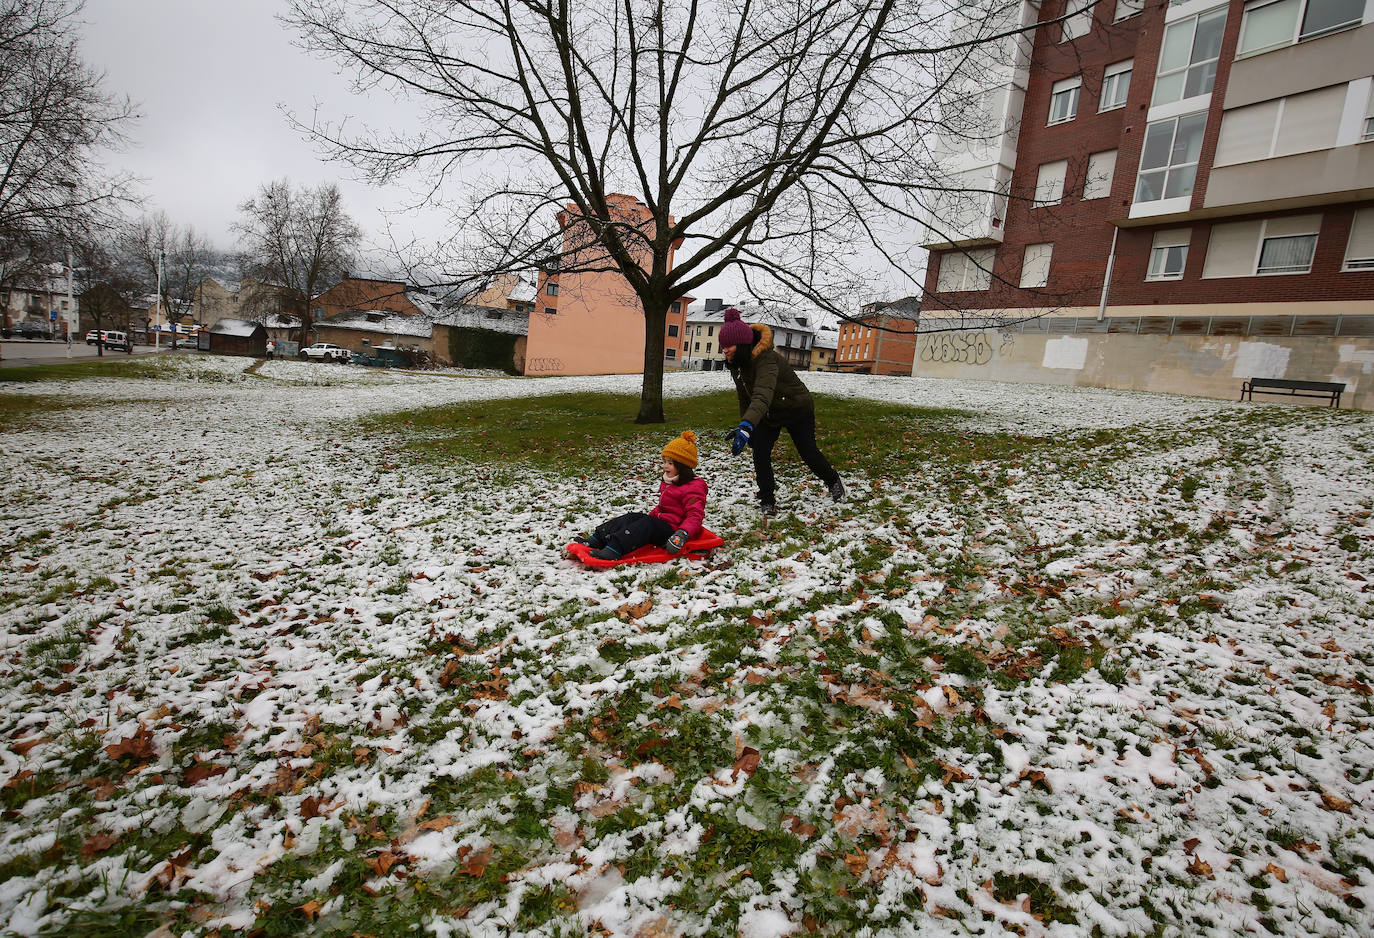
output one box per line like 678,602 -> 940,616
704,298 -> 723,312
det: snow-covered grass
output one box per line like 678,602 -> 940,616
1,356 -> 1372,938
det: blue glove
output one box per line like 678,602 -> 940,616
727,420 -> 753,456
665,529 -> 689,554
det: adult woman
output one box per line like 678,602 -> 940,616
719,308 -> 844,516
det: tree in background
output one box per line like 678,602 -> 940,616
288,0 -> 1042,422
0,0 -> 134,280
120,211 -> 215,344
70,231 -> 139,355
232,179 -> 362,348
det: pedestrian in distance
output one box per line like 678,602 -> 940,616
719,308 -> 844,517
572,431 -> 708,562
266,340 -> 275,360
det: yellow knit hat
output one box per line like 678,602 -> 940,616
662,430 -> 699,468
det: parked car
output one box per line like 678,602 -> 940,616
86,330 -> 127,346
100,331 -> 132,352
300,343 -> 351,362
3,320 -> 51,339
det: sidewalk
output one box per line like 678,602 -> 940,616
0,340 -> 179,369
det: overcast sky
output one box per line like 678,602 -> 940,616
79,0 -> 412,257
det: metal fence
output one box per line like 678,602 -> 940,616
984,314 -> 1374,338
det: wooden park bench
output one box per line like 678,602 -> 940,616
1240,377 -> 1345,408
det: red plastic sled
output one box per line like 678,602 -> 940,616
566,527 -> 724,567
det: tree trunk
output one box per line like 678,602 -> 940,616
636,299 -> 668,424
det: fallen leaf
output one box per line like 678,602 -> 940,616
1321,790 -> 1353,813
184,761 -> 228,785
939,761 -> 970,785
417,815 -> 457,832
458,845 -> 493,877
782,814 -> 817,838
1265,862 -> 1288,883
104,726 -> 156,763
1187,855 -> 1213,877
731,747 -> 761,779
367,851 -> 399,876
80,832 -> 119,857
617,599 -> 653,620
11,737 -> 47,757
844,853 -> 868,876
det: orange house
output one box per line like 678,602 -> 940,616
526,194 -> 688,376
834,298 -> 920,376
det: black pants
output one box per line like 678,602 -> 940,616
752,413 -> 839,505
593,512 -> 674,555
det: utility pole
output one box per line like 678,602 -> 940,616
154,250 -> 163,350
66,248 -> 74,357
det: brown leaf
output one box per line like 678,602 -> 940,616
298,900 -> 323,921
635,738 -> 670,759
104,726 -> 156,763
80,832 -> 119,857
301,795 -> 337,819
184,761 -> 228,785
731,747 -> 761,779
782,814 -> 817,838
1187,855 -> 1213,877
417,815 -> 457,832
617,599 -> 653,620
1265,862 -> 1288,883
1321,790 -> 1353,813
458,845 -> 493,877
844,853 -> 868,876
939,761 -> 970,785
367,851 -> 399,876
663,694 -> 683,710
11,736 -> 47,757
744,672 -> 767,685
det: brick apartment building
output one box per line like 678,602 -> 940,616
918,0 -> 1374,406
834,298 -> 921,375
529,194 -> 691,376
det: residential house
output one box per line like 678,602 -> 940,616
311,277 -> 443,322
194,277 -> 291,326
918,0 -> 1374,408
809,326 -> 839,371
835,298 -> 920,375
681,299 -> 816,371
2,263 -> 78,336
526,193 -> 688,375
466,273 -> 540,314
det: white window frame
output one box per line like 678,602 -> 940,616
1152,7 -> 1228,107
1115,0 -> 1146,20
1256,223 -> 1320,274
1203,214 -> 1323,277
1146,229 -> 1192,281
1083,150 -> 1118,200
546,281 -> 559,296
1061,0 -> 1094,41
1048,76 -> 1082,125
1134,112 -> 1208,204
936,248 -> 995,292
1034,160 -> 1069,207
1238,0 -> 1367,58
1100,59 -> 1133,112
1020,243 -> 1053,288
1343,208 -> 1374,271
665,347 -> 676,359
1365,117 -> 1374,142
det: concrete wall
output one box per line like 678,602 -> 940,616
913,329 -> 1374,410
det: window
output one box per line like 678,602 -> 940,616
544,306 -> 556,315
1147,229 -> 1191,280
1365,117 -> 1374,141
361,338 -> 371,346
666,347 -> 676,359
1344,209 -> 1374,270
1034,160 -> 1068,207
1100,60 -> 1133,111
1135,113 -> 1207,203
1061,0 -> 1094,41
1152,8 -> 1227,106
1213,84 -> 1346,164
708,325 -> 715,336
1257,233 -> 1318,273
486,309 -> 503,319
1238,0 -> 1365,56
1202,214 -> 1322,277
1083,150 -> 1117,199
694,342 -> 700,352
671,301 -> 681,313
1049,76 -> 1081,124
936,248 -> 995,292
1115,0 -> 1145,19
1020,243 -> 1053,288
546,282 -> 559,296
667,323 -> 679,337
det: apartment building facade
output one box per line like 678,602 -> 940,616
679,300 -> 817,371
918,0 -> 1374,407
834,299 -> 921,375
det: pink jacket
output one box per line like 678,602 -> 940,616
650,477 -> 707,537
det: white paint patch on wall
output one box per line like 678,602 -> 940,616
1231,342 -> 1291,379
1339,344 -> 1374,374
1042,336 -> 1088,370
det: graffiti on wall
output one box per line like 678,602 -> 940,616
526,357 -> 565,373
918,331 -> 1013,366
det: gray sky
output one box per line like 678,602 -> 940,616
79,0 -> 411,256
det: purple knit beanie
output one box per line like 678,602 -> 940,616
718,308 -> 754,348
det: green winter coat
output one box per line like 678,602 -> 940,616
729,322 -> 815,427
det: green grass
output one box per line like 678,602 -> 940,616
366,390 -> 1036,476
0,358 -> 161,383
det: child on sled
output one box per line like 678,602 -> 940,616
573,431 -> 708,562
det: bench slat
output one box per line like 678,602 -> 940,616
1246,378 -> 1345,392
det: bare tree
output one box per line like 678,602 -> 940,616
0,0 -> 134,278
70,231 -> 138,355
232,178 -> 362,347
287,0 -> 1069,422
120,211 -> 216,343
